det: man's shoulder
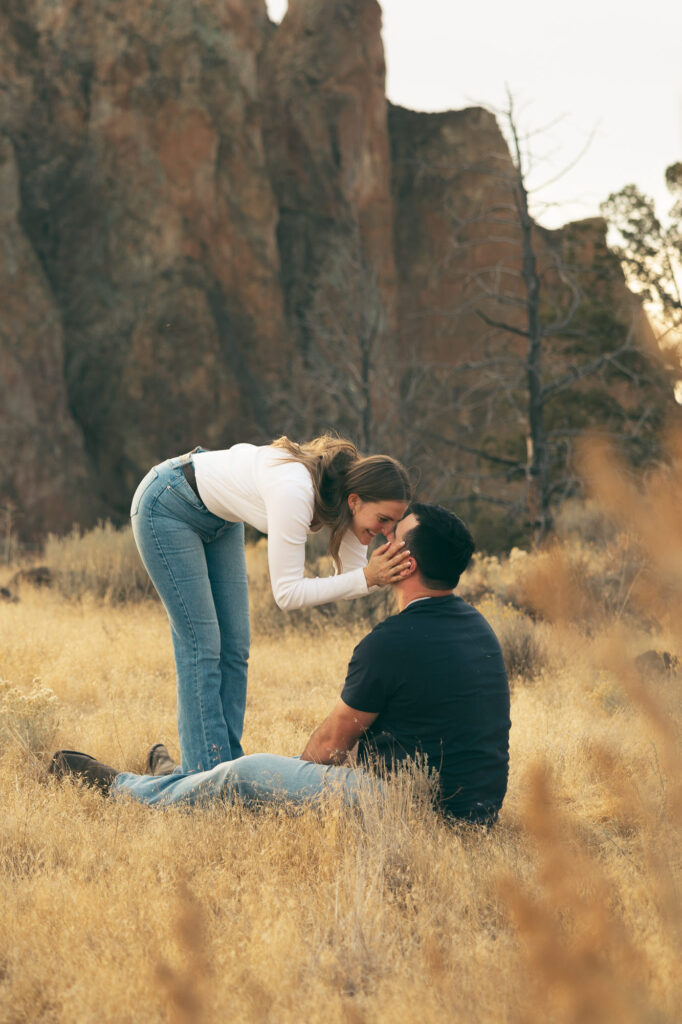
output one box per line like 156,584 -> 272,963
402,595 -> 506,660
361,596 -> 459,639
353,610 -> 407,658
358,595 -> 501,645
457,596 -> 504,640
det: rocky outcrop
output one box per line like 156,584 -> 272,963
259,0 -> 396,439
1,0 -> 287,521
389,104 -> 519,363
389,104 -> 661,372
261,0 -> 395,315
0,132 -> 96,537
0,0 -> 676,544
388,102 -> 675,527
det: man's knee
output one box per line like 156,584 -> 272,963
218,754 -> 323,804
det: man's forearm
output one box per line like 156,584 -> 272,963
300,722 -> 350,764
300,699 -> 375,764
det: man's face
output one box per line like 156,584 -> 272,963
395,512 -> 418,548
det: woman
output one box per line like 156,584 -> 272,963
130,434 -> 412,773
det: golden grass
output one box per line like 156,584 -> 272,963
1,441 -> 681,1023
41,521 -> 154,603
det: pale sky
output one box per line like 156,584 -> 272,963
265,0 -> 682,229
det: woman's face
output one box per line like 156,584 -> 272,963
347,495 -> 408,545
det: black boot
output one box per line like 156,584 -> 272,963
48,750 -> 119,795
145,743 -> 178,777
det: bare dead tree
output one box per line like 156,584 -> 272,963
408,92 -> 673,548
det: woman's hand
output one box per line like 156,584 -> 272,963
363,540 -> 412,588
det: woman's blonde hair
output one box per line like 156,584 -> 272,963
272,434 -> 412,571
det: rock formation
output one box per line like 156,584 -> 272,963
0,0 -> 676,545
1,0 -> 287,520
389,103 -> 519,363
0,131 -> 95,538
259,0 -> 397,442
388,101 -> 674,528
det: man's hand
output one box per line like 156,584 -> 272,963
300,699 -> 378,764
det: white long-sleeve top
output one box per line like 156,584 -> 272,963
193,444 -> 370,611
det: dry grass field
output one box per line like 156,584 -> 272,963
1,439 -> 680,1024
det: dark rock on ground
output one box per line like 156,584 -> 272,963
635,649 -> 681,677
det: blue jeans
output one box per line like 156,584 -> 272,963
130,454 -> 250,772
110,754 -> 384,809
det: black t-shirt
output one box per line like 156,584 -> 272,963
340,595 -> 510,821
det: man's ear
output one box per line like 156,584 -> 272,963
406,555 -> 418,576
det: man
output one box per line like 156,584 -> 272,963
50,504 -> 511,823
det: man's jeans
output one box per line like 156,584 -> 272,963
131,454 -> 249,773
111,754 -> 384,809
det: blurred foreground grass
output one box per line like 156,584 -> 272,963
0,436 -> 680,1023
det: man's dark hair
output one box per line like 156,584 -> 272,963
404,503 -> 475,590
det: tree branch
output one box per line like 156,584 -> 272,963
541,338 -> 634,400
475,309 -> 529,338
418,429 -> 523,469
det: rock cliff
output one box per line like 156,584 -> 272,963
389,103 -> 519,363
259,0 -> 396,441
388,101 -> 672,523
0,0 -> 675,543
1,0 -> 286,520
0,132 -> 95,537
